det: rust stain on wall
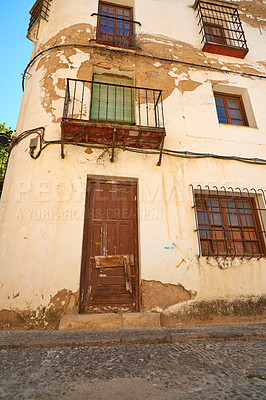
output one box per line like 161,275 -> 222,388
141,279 -> 196,312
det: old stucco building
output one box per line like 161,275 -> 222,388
0,0 -> 266,328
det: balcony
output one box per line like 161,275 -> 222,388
61,78 -> 166,164
194,0 -> 248,59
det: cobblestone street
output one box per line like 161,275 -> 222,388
0,335 -> 265,399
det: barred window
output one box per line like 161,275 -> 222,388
193,0 -> 248,59
192,187 -> 266,259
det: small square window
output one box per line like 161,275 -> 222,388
214,92 -> 248,126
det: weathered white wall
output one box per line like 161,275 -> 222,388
1,0 -> 266,316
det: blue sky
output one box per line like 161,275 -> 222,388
0,1 -> 34,130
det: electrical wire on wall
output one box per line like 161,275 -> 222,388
8,127 -> 60,160
22,43 -> 266,91
9,127 -> 266,166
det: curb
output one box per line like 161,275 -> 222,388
1,332 -> 265,350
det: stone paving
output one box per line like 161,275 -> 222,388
0,322 -> 265,348
0,323 -> 265,399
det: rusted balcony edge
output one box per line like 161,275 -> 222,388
202,42 -> 249,59
60,118 -> 166,165
194,0 -> 248,59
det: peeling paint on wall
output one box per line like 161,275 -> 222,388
1,0 -> 265,327
27,21 -> 266,124
178,79 -> 202,94
141,280 -> 197,312
233,0 -> 266,28
0,289 -> 79,330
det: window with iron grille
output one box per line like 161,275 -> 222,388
96,2 -> 135,48
192,187 -> 266,259
193,0 -> 248,59
214,92 -> 248,126
28,0 -> 51,35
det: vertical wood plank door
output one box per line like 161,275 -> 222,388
80,176 -> 139,313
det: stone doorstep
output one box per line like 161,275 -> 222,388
59,312 -> 161,331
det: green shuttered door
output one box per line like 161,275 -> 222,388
90,75 -> 134,124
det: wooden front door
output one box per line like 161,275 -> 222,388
80,176 -> 139,313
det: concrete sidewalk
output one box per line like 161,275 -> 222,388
0,322 -> 265,349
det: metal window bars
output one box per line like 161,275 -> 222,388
190,185 -> 266,260
63,78 -> 165,129
194,0 -> 248,53
28,0 -> 51,34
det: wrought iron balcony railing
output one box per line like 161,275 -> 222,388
62,78 -> 165,128
28,0 -> 51,35
61,78 -> 166,163
194,0 -> 248,58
